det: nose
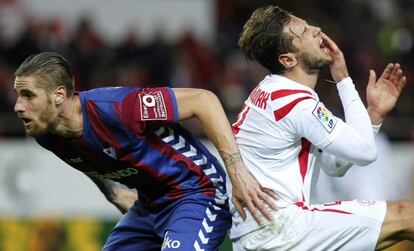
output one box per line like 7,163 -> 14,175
313,26 -> 321,36
14,97 -> 25,113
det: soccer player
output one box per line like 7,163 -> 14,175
13,52 -> 277,250
230,5 -> 411,251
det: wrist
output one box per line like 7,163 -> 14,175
367,107 -> 385,125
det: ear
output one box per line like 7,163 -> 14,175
54,86 -> 67,105
278,53 -> 297,70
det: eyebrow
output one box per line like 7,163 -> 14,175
289,27 -> 303,42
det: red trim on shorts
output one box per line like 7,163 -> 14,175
295,201 -> 353,215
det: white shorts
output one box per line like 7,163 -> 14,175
232,200 -> 387,251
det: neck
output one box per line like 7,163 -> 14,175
281,67 -> 319,89
51,95 -> 83,138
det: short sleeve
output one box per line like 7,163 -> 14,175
120,87 -> 178,134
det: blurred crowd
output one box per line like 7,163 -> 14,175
1,0 -> 413,140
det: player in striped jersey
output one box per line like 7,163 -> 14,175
13,52 -> 278,251
230,5 -> 412,251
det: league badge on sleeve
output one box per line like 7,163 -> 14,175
312,102 -> 337,133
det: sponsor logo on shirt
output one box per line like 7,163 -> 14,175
66,157 -> 83,164
85,168 -> 139,180
312,102 -> 337,133
139,91 -> 168,120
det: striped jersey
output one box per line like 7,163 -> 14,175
36,87 -> 228,211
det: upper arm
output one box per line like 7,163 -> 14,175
172,88 -> 219,121
291,100 -> 376,165
283,98 -> 344,149
119,87 -> 179,133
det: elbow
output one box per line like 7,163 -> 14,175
200,89 -> 220,104
329,170 -> 347,177
354,146 -> 377,166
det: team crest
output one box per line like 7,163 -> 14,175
312,102 -> 337,133
103,146 -> 117,160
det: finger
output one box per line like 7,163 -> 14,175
259,191 -> 278,210
395,69 -> 404,84
246,199 -> 264,225
232,199 -> 247,220
389,63 -> 400,83
397,76 -> 407,93
321,32 -> 339,53
368,69 -> 376,87
263,188 -> 280,200
379,63 -> 394,80
251,196 -> 273,222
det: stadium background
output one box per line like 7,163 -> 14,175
0,0 -> 413,250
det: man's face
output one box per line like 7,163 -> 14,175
14,76 -> 57,137
284,16 -> 332,70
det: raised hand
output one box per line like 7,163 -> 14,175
230,166 -> 279,225
366,63 -> 407,125
321,32 -> 350,82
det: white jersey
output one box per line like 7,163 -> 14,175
233,74 -> 343,206
230,74 -> 385,244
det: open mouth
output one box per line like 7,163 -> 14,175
21,118 -> 32,126
319,38 -> 328,53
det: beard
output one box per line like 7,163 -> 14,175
25,96 -> 57,137
299,52 -> 332,72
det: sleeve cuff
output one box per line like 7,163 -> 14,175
372,123 -> 382,135
336,77 -> 353,88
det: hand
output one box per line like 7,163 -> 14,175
321,32 -> 349,82
230,166 -> 279,225
366,63 -> 407,125
112,187 -> 138,214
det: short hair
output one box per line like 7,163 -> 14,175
15,52 -> 75,97
238,5 -> 297,74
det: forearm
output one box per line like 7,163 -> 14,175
336,78 -> 376,161
193,91 -> 245,176
174,89 -> 246,178
337,78 -> 374,138
89,176 -> 137,214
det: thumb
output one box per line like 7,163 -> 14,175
368,69 -> 376,87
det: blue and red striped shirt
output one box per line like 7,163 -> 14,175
36,87 -> 227,211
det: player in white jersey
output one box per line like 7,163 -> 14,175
230,5 -> 412,251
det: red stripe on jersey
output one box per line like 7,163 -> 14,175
273,96 -> 313,121
86,101 -> 187,203
86,101 -> 121,148
298,138 -> 311,183
144,135 -> 216,198
120,153 -> 187,209
113,103 -> 122,121
271,89 -> 313,101
232,105 -> 250,135
295,201 -> 352,215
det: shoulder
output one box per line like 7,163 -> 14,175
80,86 -> 140,103
263,79 -> 317,121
